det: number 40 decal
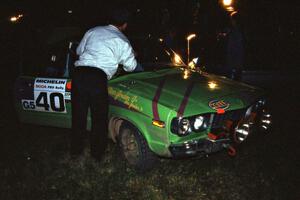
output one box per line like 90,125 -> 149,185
35,92 -> 66,112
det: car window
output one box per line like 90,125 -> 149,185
21,42 -> 69,78
43,45 -> 68,77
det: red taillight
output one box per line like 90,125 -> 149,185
66,81 -> 72,90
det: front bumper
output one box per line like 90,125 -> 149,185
168,105 -> 272,158
169,138 -> 231,158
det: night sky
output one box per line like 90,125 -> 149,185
0,0 -> 299,73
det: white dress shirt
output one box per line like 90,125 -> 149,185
75,25 -> 137,79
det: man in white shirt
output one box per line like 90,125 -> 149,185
71,8 -> 137,162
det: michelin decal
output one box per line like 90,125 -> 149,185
22,78 -> 68,113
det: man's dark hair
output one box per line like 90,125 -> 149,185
110,8 -> 130,26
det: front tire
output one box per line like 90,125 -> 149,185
118,122 -> 157,172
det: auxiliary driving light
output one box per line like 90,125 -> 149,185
259,109 -> 272,131
234,122 -> 250,143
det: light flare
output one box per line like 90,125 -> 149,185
188,61 -> 195,69
208,81 -> 218,89
10,14 -> 23,22
183,69 -> 190,79
186,34 -> 196,41
173,53 -> 184,66
223,0 -> 233,6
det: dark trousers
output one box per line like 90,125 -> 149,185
71,66 -> 108,159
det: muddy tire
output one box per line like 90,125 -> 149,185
118,122 -> 157,172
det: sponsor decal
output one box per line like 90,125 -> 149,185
22,78 -> 67,113
108,87 -> 143,112
34,78 -> 67,113
209,100 -> 230,110
65,92 -> 71,100
35,79 -> 66,84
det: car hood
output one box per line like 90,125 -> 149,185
110,68 -> 264,117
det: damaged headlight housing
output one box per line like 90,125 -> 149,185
171,114 -> 210,136
254,98 -> 266,111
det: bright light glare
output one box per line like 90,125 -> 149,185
262,125 -> 268,129
10,14 -> 23,22
262,120 -> 271,124
173,53 -> 184,65
226,6 -> 235,12
183,70 -> 190,79
188,58 -> 199,69
10,17 -> 17,22
208,81 -> 218,89
187,34 -> 196,41
188,61 -> 195,69
230,11 -> 238,16
223,0 -> 233,6
165,50 -> 171,56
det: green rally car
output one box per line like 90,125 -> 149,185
14,40 -> 271,171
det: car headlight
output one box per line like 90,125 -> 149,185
233,122 -> 250,143
171,114 -> 209,136
193,116 -> 206,130
178,118 -> 191,135
254,98 -> 266,110
258,99 -> 266,106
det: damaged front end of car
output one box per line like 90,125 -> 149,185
169,99 -> 272,158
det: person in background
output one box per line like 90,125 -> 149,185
71,8 -> 137,162
213,12 -> 245,81
163,26 -> 180,53
225,12 -> 245,81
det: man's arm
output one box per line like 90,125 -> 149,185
133,62 -> 144,72
119,41 -> 137,72
76,31 -> 90,55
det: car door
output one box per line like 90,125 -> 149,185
14,42 -> 73,128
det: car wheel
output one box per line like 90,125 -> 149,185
118,122 -> 157,172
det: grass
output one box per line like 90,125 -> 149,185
1,78 -> 299,200
0,121 -> 298,200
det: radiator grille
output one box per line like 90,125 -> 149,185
211,108 -> 247,129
